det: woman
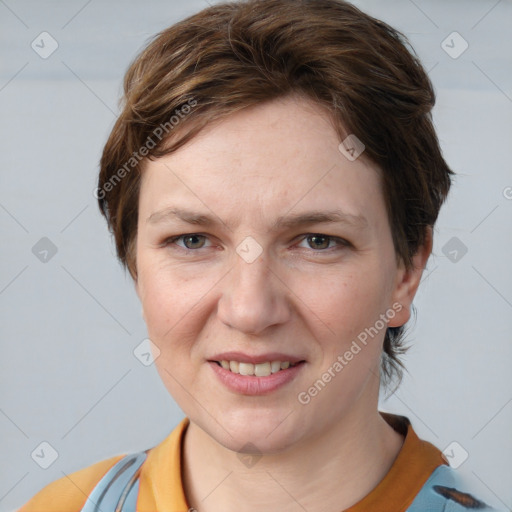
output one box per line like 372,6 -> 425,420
18,0 -> 502,510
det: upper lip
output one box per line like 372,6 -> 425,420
209,352 -> 305,365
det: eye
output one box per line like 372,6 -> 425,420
166,234 -> 211,250
297,234 -> 349,251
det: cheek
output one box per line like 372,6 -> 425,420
137,257 -> 184,336
137,256 -> 220,362
296,265 -> 392,344
139,273 -> 173,335
139,268 -> 206,396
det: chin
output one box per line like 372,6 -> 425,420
194,408 -> 305,455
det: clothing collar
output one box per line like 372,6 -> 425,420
137,412 -> 447,512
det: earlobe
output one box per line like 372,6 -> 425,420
388,227 -> 433,328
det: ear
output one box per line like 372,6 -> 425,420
388,227 -> 433,328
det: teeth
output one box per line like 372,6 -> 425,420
271,361 -> 281,373
219,360 -> 296,376
239,362 -> 254,376
254,362 -> 271,377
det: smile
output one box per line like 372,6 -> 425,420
215,360 -> 299,377
209,357 -> 306,395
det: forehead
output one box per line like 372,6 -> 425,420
138,95 -> 386,230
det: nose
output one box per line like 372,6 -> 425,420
217,251 -> 291,335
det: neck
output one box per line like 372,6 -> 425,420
182,403 -> 404,512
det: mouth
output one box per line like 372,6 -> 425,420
208,356 -> 306,395
213,359 -> 303,377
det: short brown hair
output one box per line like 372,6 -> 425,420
97,0 -> 453,388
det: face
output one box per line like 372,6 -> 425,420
135,94 -> 426,454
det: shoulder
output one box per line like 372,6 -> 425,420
17,454 -> 125,512
408,465 -> 503,511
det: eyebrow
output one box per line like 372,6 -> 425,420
147,207 -> 368,231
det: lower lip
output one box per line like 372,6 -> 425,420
209,361 -> 305,395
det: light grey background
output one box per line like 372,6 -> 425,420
1,0 -> 511,510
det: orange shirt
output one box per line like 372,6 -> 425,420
18,412 -> 448,512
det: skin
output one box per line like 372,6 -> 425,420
135,94 -> 432,511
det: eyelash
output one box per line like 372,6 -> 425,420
162,233 -> 351,253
